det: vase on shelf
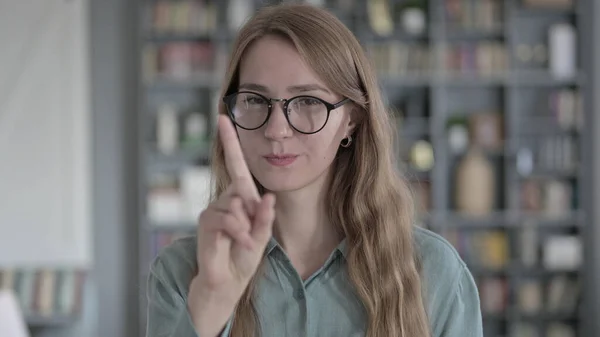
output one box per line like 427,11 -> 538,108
401,7 -> 426,35
455,148 -> 496,217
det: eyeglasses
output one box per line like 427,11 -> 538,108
222,91 -> 350,134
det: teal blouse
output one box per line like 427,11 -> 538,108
146,226 -> 483,336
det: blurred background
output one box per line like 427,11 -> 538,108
0,0 -> 598,336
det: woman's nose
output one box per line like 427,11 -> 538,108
264,102 -> 293,140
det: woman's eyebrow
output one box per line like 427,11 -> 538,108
237,83 -> 332,95
287,84 -> 331,94
238,83 -> 269,92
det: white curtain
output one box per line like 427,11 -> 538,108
0,0 -> 91,267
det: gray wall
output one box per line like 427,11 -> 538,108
90,0 -> 139,336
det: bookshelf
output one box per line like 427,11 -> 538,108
136,0 -> 594,336
0,268 -> 87,336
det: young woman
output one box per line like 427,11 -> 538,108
146,3 -> 483,337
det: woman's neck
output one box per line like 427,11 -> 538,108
270,180 -> 342,278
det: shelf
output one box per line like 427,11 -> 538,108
439,211 -> 511,228
510,71 -> 584,86
482,310 -> 578,322
145,146 -> 210,172
515,5 -> 580,17
436,72 -> 583,87
518,169 -> 579,180
441,74 -> 508,86
450,148 -> 508,158
145,74 -> 222,90
519,210 -> 585,227
517,266 -> 580,277
480,310 -> 582,327
26,314 -> 79,327
379,74 -> 432,87
518,311 -> 579,321
363,30 -> 430,42
399,125 -> 430,137
136,2 -> 593,337
144,32 -> 216,43
444,28 -> 505,40
515,125 -> 581,136
469,263 -> 580,276
433,210 -> 584,228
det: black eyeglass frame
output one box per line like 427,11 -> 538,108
222,91 -> 351,135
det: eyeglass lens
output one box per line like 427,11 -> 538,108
230,92 -> 328,133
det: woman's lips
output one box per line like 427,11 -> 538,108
263,154 -> 298,167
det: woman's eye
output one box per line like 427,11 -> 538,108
245,97 -> 265,104
298,98 -> 320,105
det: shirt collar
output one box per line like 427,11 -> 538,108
265,237 -> 348,259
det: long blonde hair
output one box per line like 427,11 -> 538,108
210,3 -> 430,337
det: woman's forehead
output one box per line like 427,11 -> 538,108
238,36 -> 332,95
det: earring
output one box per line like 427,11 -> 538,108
340,135 -> 352,148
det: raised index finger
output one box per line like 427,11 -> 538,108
218,115 -> 260,199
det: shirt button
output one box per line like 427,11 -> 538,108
294,289 -> 305,300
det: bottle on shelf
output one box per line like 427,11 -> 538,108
409,139 -> 434,172
399,1 -> 427,36
367,0 -> 393,36
182,112 -> 208,149
469,112 -> 503,153
455,148 -> 496,216
446,116 -> 469,154
548,23 -> 577,79
156,104 -> 179,155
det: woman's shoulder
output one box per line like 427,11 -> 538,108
149,235 -> 198,295
413,225 -> 474,292
154,235 -> 197,266
413,225 -> 467,277
412,226 -> 482,333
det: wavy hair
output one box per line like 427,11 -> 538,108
209,3 -> 430,337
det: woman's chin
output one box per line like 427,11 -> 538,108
257,178 -> 305,193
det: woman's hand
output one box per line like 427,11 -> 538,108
187,115 -> 275,337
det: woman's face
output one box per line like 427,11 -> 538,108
234,34 -> 354,193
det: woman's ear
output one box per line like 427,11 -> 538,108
345,105 -> 359,136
